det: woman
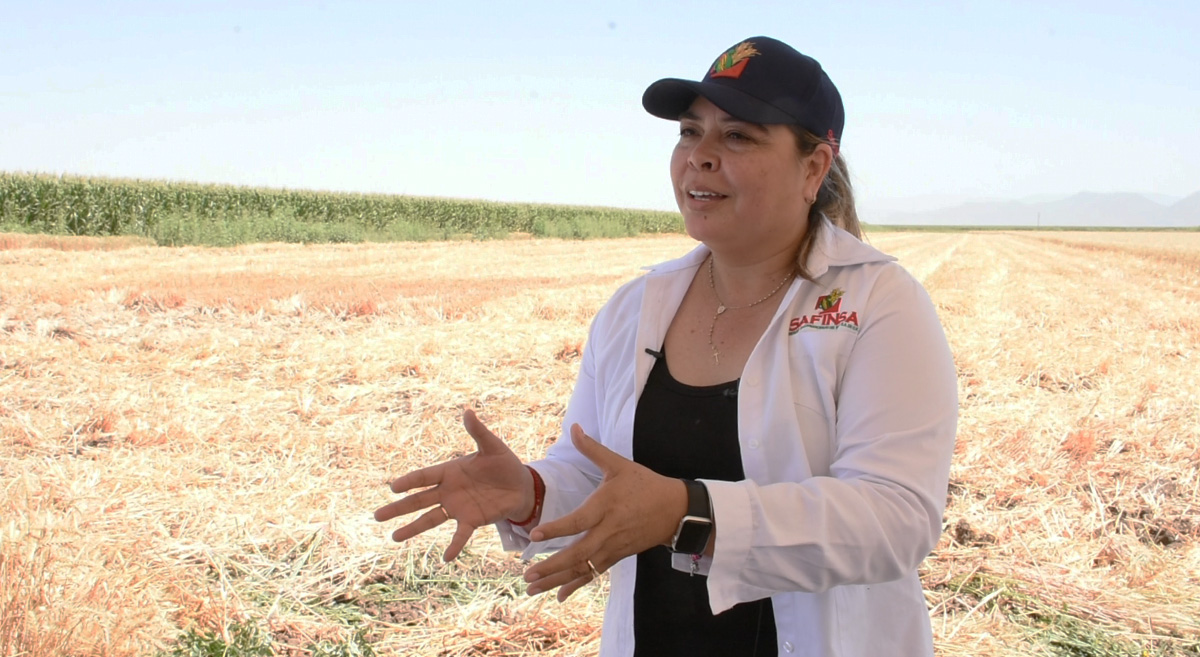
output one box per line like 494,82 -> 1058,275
375,36 -> 957,657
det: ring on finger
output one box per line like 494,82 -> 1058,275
586,558 -> 600,580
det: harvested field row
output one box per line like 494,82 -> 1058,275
1,231 -> 1197,655
1032,230 -> 1200,258
917,232 -> 1199,655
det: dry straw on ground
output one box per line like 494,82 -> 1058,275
1,230 -> 1197,655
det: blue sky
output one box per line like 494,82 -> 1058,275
2,1 -> 1197,215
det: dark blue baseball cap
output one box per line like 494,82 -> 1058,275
642,37 -> 844,151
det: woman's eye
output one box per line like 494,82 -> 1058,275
679,127 -> 698,137
727,131 -> 748,141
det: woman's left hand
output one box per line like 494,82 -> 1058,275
523,424 -> 689,602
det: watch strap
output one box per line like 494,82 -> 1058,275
670,479 -> 714,555
683,479 -> 712,521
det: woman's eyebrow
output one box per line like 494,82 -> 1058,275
677,111 -> 766,133
720,117 -> 767,134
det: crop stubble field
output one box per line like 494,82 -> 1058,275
1,230 -> 1198,655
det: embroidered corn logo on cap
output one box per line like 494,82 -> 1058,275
642,36 -> 844,151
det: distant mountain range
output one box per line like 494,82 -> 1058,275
871,192 -> 1200,227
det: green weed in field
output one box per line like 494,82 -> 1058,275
161,621 -> 273,657
160,620 -> 377,657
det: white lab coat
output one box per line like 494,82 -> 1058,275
497,221 -> 958,656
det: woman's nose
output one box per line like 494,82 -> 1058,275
687,135 -> 719,171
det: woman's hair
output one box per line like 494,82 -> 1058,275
788,125 -> 862,281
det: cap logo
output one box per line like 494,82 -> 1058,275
708,41 -> 760,80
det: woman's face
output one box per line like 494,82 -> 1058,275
670,96 -> 828,257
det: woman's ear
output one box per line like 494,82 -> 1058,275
804,143 -> 834,202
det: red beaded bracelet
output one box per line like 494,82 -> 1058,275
509,466 -> 545,527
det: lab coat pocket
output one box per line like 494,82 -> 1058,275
788,343 -> 842,478
787,327 -> 853,402
792,400 -> 834,477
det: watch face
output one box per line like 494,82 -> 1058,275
673,517 -> 713,555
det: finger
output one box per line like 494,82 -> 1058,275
526,559 -> 596,597
529,498 -> 603,543
373,487 -> 441,523
556,574 -> 596,603
570,424 -> 622,472
388,463 -> 445,494
463,408 -> 511,456
389,506 -> 451,543
524,533 -> 605,583
442,521 -> 476,562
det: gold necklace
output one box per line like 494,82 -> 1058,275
706,255 -> 796,365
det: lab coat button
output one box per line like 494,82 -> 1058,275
783,641 -> 795,653
748,440 -> 760,449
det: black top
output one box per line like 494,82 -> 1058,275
631,352 -> 777,657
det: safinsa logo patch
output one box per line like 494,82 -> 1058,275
789,288 -> 860,333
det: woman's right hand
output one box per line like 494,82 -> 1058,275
374,408 -> 534,562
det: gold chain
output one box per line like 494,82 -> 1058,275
706,255 -> 795,365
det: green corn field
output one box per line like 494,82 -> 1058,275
0,172 -> 684,245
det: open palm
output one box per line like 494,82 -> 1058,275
374,409 -> 533,561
